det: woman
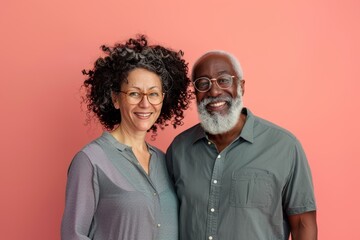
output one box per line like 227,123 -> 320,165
61,35 -> 192,240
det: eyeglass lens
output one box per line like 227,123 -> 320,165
194,75 -> 233,92
121,90 -> 164,105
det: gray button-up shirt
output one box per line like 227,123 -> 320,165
61,132 -> 178,240
166,108 -> 316,240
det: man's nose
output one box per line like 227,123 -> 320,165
207,81 -> 222,97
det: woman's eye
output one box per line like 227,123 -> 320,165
128,92 -> 141,98
149,92 -> 160,97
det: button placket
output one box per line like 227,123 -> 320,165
205,151 -> 224,240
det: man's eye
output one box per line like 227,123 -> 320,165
217,77 -> 231,85
218,78 -> 231,84
197,80 -> 210,88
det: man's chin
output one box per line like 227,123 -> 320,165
205,109 -> 229,117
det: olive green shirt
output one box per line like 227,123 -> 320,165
166,108 -> 316,240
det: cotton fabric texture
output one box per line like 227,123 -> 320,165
61,132 -> 178,240
166,108 -> 316,240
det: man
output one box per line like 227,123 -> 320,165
166,51 -> 317,240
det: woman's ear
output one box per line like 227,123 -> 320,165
111,91 -> 120,109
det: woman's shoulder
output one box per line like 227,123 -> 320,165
73,139 -> 107,166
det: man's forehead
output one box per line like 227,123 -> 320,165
194,54 -> 234,77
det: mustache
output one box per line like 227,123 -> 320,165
198,95 -> 232,106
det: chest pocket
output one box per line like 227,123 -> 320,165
230,168 -> 275,208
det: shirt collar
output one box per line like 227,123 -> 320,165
191,124 -> 208,144
239,108 -> 254,143
101,131 -> 156,152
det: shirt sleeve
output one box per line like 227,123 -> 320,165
61,151 -> 98,240
283,140 -> 316,215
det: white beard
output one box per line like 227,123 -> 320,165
197,85 -> 243,135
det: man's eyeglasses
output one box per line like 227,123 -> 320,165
120,90 -> 165,105
193,74 -> 235,92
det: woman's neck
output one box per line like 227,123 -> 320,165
111,125 -> 151,174
110,125 -> 148,151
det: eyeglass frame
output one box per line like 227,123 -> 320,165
193,74 -> 236,92
119,90 -> 165,105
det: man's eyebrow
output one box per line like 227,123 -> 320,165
211,71 -> 230,78
217,70 -> 229,75
195,70 -> 230,79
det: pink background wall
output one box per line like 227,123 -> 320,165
1,0 -> 359,239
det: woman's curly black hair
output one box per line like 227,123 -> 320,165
82,35 -> 192,134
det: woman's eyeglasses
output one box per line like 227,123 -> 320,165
120,90 -> 165,105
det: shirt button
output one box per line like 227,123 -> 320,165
213,180 -> 217,184
157,223 -> 161,227
210,208 -> 215,212
217,155 -> 221,159
153,192 -> 157,196
209,236 -> 213,240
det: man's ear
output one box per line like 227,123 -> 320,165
241,79 -> 245,96
111,91 -> 120,109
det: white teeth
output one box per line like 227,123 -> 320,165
136,113 -> 151,117
208,102 -> 225,107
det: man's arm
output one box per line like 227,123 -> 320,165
288,211 -> 317,240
